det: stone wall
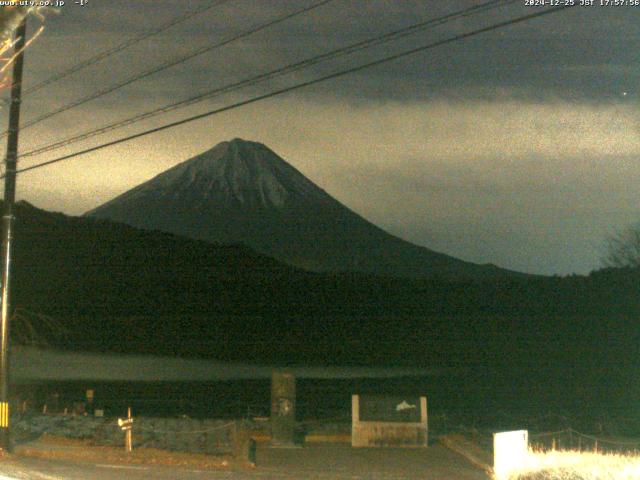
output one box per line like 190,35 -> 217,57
14,414 -> 241,455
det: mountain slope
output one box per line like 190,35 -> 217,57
86,138 -> 518,278
4,200 -> 639,379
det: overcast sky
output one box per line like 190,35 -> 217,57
2,0 -> 639,275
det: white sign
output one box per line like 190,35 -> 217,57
118,418 -> 134,431
493,430 -> 528,480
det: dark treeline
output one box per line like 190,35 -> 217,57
6,201 -> 639,382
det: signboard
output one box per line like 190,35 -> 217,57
359,395 -> 422,423
352,394 -> 427,447
118,417 -> 134,431
493,430 -> 529,480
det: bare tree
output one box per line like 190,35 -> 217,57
603,224 -> 640,268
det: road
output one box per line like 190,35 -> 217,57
0,443 -> 489,479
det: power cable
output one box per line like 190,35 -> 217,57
11,5 -> 575,177
0,0 -> 335,138
10,0 -> 234,101
21,0 -> 513,159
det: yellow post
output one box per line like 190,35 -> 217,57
125,406 -> 132,453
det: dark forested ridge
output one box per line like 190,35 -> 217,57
6,201 -> 639,376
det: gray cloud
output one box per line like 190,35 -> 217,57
15,96 -> 640,275
18,0 -> 639,107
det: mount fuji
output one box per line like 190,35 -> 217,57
86,138 -> 515,278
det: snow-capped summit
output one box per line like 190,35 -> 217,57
106,138 -> 325,211
86,139 -> 515,278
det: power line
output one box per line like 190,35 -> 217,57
6,0 -> 233,102
11,5 -> 575,177
21,0 -> 513,160
0,0 -> 335,139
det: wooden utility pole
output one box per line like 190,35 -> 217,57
0,18 -> 27,452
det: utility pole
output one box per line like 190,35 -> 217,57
0,18 -> 27,452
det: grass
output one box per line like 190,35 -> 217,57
14,433 -> 237,470
503,448 -> 640,480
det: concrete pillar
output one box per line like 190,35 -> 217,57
270,371 -> 296,447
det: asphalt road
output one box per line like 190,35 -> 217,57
0,443 -> 489,479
